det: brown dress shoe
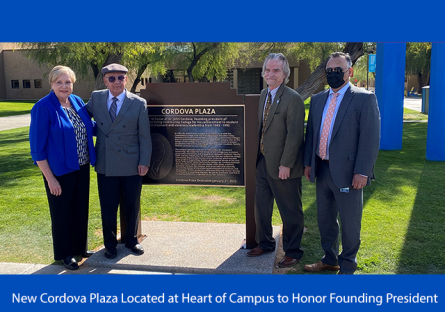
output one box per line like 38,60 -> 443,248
303,261 -> 340,272
338,271 -> 353,275
246,246 -> 273,257
277,256 -> 299,268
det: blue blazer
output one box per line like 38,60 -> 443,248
30,91 -> 96,177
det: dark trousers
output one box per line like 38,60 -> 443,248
97,173 -> 142,249
44,164 -> 90,261
254,155 -> 304,259
315,157 -> 363,274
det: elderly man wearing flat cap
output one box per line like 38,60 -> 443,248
86,63 -> 152,259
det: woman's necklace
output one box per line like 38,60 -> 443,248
60,101 -> 71,108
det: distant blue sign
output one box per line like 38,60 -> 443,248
369,54 -> 376,72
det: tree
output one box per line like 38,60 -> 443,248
294,43 -> 364,100
20,42 -> 166,91
21,42 -> 369,100
165,42 -> 242,82
243,42 -> 366,100
405,42 -> 431,94
346,43 -> 376,86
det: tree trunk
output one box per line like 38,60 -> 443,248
94,53 -> 124,90
90,62 -> 99,80
296,43 -> 364,101
416,73 -> 423,94
417,70 -> 429,95
418,70 -> 430,93
186,43 -> 219,83
130,63 -> 150,93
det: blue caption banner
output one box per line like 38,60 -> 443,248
0,275 -> 443,312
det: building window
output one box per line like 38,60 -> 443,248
34,79 -> 42,88
23,80 -> 31,89
237,68 -> 262,94
11,80 -> 19,89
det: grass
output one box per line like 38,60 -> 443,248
1,124 -> 445,274
1,100 -> 425,123
295,122 -> 445,275
1,104 -> 443,274
0,127 -> 255,264
404,107 -> 428,121
0,101 -> 36,118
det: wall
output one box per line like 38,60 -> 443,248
3,50 -> 95,100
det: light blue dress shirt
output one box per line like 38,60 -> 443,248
107,89 -> 126,117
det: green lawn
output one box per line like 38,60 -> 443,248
0,101 -> 36,118
0,100 -> 427,123
404,107 -> 428,121
1,123 -> 444,274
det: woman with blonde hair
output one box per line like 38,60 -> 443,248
29,65 -> 96,270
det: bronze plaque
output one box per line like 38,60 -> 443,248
143,105 -> 245,186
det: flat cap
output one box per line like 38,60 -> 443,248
101,63 -> 128,75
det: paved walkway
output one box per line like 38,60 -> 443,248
0,113 -> 30,131
0,221 -> 281,275
0,98 -> 423,133
404,98 -> 422,112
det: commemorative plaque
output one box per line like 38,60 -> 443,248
143,105 -> 245,186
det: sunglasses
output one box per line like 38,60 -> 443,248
325,67 -> 349,74
106,75 -> 125,83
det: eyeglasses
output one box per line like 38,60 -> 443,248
325,67 -> 349,74
106,75 -> 125,83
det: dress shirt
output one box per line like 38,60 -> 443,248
317,82 -> 351,160
107,89 -> 126,117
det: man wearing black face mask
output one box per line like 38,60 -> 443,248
303,52 -> 380,274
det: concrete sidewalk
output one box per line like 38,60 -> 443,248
0,98 -> 424,132
0,221 -> 281,275
0,113 -> 30,131
404,98 -> 422,112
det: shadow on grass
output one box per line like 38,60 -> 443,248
290,123 -> 430,275
0,129 -> 40,188
0,130 -> 30,148
365,123 -> 445,274
395,125 -> 445,273
0,110 -> 31,118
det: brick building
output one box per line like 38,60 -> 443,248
0,43 -> 319,101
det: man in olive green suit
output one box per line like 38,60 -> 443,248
246,53 -> 306,268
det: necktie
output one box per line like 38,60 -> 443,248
319,93 -> 339,160
109,97 -> 118,122
260,92 -> 272,156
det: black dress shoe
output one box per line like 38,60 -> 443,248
126,244 -> 144,255
104,248 -> 117,259
81,250 -> 95,258
62,257 -> 79,270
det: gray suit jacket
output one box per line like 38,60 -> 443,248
86,90 -> 152,177
257,84 -> 305,179
304,85 -> 380,188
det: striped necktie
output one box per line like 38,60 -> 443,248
109,97 -> 118,122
